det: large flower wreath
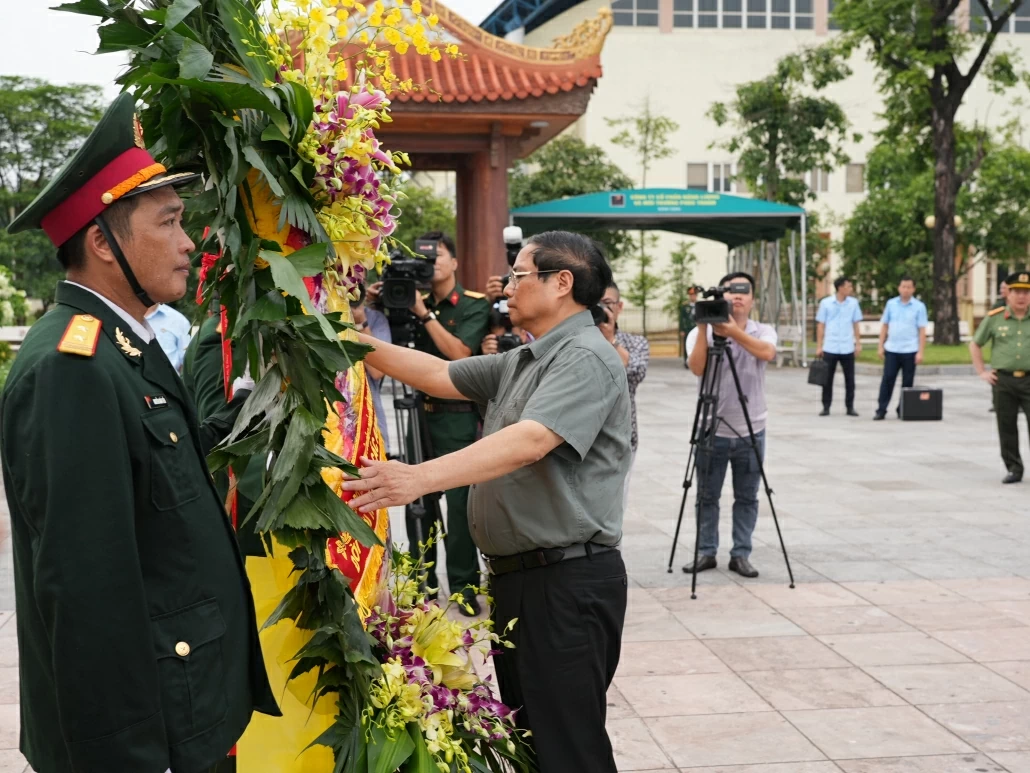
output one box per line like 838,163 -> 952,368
59,0 -> 536,770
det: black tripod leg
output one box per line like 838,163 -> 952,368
724,348 -> 795,588
667,365 -> 709,573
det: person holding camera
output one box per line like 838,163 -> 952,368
683,273 -> 777,579
406,230 -> 490,613
481,307 -> 528,354
598,280 -> 649,508
343,230 -> 631,773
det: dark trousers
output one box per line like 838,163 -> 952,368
490,550 -> 628,773
822,352 -> 856,410
995,372 -> 1030,476
877,351 -> 916,415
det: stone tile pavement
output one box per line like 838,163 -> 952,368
0,359 -> 1027,771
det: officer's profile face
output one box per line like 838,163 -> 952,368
117,187 -> 195,304
432,241 -> 457,284
1009,287 -> 1030,313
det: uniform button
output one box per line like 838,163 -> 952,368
175,641 -> 190,657
169,432 -> 178,443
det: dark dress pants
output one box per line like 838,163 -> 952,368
995,372 -> 1030,477
877,351 -> 916,415
490,549 -> 628,773
822,352 -> 856,410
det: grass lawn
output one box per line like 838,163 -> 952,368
809,343 -> 983,366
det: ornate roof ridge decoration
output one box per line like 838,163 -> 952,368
426,0 -> 610,64
551,8 -> 614,58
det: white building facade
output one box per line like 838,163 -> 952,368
483,0 -> 1030,326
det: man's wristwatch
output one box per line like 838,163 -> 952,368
419,311 -> 436,325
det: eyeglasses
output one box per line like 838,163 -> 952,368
504,269 -> 561,289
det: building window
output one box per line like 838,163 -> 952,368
698,0 -> 718,26
828,0 -> 840,30
794,0 -> 813,28
687,163 -> 709,190
845,163 -> 865,193
809,168 -> 829,192
674,0 -> 694,26
969,0 -> 1016,32
713,162 -> 734,192
612,0 -> 660,26
747,0 -> 767,27
723,0 -> 742,27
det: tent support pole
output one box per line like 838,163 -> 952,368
800,212 -> 808,366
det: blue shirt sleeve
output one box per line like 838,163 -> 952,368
815,298 -> 828,323
881,299 -> 892,324
366,309 -> 392,345
916,302 -> 928,328
851,299 -> 863,323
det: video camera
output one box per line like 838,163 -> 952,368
694,283 -> 751,326
380,241 -> 437,347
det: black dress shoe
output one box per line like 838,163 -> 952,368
682,555 -> 717,574
1003,472 -> 1023,484
728,557 -> 759,578
819,408 -> 830,416
873,412 -> 886,421
458,588 -> 481,617
847,408 -> 859,417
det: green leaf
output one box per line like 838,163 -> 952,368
282,495 -> 333,530
208,426 -> 271,472
97,22 -> 154,53
164,0 -> 199,30
242,146 -> 284,197
287,242 -> 330,277
177,38 -> 213,80
228,364 -> 282,444
215,0 -> 276,84
54,0 -> 110,17
261,124 -> 291,145
402,724 -> 436,773
239,290 -> 288,324
311,484 -> 382,548
272,406 -> 321,485
367,723 -> 415,773
260,251 -> 340,342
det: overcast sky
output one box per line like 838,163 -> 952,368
2,1 -> 494,98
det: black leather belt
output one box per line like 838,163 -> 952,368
423,400 -> 476,414
998,369 -> 1027,378
484,542 -> 618,576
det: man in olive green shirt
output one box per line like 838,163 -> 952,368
343,231 -> 631,773
971,271 -> 1030,483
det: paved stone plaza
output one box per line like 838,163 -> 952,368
0,359 -> 1027,772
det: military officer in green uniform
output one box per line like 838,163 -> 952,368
0,93 -> 278,773
971,271 -> 1030,484
383,230 -> 489,614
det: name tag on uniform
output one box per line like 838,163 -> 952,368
145,395 -> 168,409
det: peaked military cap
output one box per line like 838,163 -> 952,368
1006,271 -> 1030,291
7,92 -> 199,247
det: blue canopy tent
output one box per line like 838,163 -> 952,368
510,189 -> 810,361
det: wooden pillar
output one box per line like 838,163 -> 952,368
455,156 -> 473,274
459,124 -> 510,293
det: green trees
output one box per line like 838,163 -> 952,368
391,179 -> 457,251
0,77 -> 105,309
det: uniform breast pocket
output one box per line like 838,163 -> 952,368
500,397 -> 529,426
141,411 -> 200,511
151,599 -> 228,744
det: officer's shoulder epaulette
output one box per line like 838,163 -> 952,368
57,314 -> 102,357
463,290 -> 486,300
988,306 -> 1006,317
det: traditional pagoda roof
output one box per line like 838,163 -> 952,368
337,0 -> 612,105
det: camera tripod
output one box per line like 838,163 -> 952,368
389,379 -> 442,591
666,335 -> 795,598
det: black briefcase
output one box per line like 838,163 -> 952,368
901,386 -> 943,421
807,358 -> 829,387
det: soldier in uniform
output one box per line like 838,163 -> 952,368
373,231 -> 489,614
0,93 -> 278,773
971,271 -> 1030,484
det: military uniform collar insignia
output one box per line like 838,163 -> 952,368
449,291 -> 460,306
115,327 -> 143,358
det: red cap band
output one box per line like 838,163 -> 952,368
41,148 -> 159,247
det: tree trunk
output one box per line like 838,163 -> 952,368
931,104 -> 961,345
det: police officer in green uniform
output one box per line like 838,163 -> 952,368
0,93 -> 278,773
407,231 -> 489,614
971,271 -> 1030,484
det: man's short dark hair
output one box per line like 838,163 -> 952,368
899,275 -> 915,285
607,279 -> 620,295
56,195 -> 142,270
834,276 -> 851,291
718,271 -> 755,293
527,230 -> 612,307
419,230 -> 457,260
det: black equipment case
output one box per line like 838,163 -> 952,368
900,386 -> 943,421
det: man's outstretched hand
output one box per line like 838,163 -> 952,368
342,457 -> 427,513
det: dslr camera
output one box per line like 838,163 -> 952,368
694,282 -> 752,326
491,226 -> 524,344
